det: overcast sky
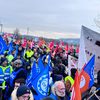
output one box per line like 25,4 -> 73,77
0,0 -> 100,35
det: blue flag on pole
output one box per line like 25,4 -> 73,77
32,64 -> 49,99
38,57 -> 45,72
26,61 -> 41,84
8,41 -> 13,55
83,55 -> 95,87
47,54 -> 52,71
0,36 -> 7,54
80,55 -> 95,93
26,57 -> 45,86
14,45 -> 19,58
26,58 -> 50,100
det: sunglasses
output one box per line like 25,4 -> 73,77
15,63 -> 22,65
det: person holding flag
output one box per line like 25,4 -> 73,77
71,55 -> 95,100
87,70 -> 100,100
26,56 -> 50,100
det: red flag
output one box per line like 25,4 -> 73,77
69,44 -> 74,53
65,43 -> 69,53
60,40 -> 64,47
49,41 -> 54,50
38,39 -> 45,47
22,38 -> 27,48
71,71 -> 81,100
52,43 -> 59,58
30,40 -> 34,49
76,45 -> 79,53
55,43 -> 59,53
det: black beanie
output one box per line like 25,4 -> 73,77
53,74 -> 63,82
16,85 -> 30,97
0,57 -> 8,65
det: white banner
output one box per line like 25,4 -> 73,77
78,26 -> 100,72
68,55 -> 78,75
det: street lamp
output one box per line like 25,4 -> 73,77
0,23 -> 3,33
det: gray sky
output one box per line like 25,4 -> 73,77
0,0 -> 100,34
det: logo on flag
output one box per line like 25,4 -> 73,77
80,71 -> 90,93
37,74 -> 48,96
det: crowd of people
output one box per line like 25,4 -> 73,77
0,33 -> 99,100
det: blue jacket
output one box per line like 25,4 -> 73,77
9,68 -> 25,87
48,93 -> 57,100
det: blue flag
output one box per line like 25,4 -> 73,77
47,54 -> 52,71
80,55 -> 95,93
26,58 -> 50,99
8,41 -> 13,55
83,55 -> 95,87
26,57 -> 45,86
38,57 -> 45,72
32,64 -> 49,99
0,36 -> 7,54
26,61 -> 41,85
14,45 -> 19,58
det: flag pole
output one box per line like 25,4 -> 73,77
87,88 -> 100,100
0,23 -> 3,33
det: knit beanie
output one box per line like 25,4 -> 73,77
65,76 -> 74,86
53,74 -> 63,82
0,57 -> 8,65
16,85 -> 30,97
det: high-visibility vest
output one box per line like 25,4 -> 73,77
6,54 -> 14,63
26,50 -> 34,58
0,67 -> 4,84
0,66 -> 13,89
24,50 -> 34,62
4,67 -> 11,81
